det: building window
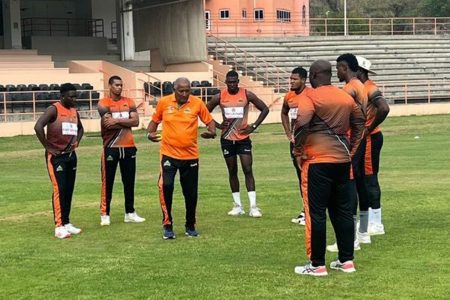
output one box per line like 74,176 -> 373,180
242,9 -> 247,19
277,9 -> 291,22
254,9 -> 264,21
302,5 -> 306,25
205,11 -> 211,30
220,9 -> 230,19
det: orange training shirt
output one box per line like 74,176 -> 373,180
295,85 -> 366,164
98,97 -> 137,148
343,78 -> 368,117
284,87 -> 312,129
364,79 -> 383,134
219,88 -> 249,141
46,102 -> 79,153
152,94 -> 213,160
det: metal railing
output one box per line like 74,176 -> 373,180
208,35 -> 290,92
21,17 -> 104,37
205,16 -> 450,37
0,89 -> 147,122
310,17 -> 450,36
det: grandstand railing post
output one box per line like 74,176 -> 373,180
32,92 -> 36,120
369,18 -> 372,35
434,18 -> 437,35
428,82 -> 431,103
325,18 -> 328,36
89,91 -> 93,114
391,18 -> 394,35
413,18 -> 416,35
404,83 -> 408,104
2,92 -> 6,120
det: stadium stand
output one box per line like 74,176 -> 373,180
208,35 -> 450,104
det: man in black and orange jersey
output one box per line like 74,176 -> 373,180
293,60 -> 365,276
98,75 -> 145,226
147,77 -> 216,240
34,83 -> 84,239
206,70 -> 269,218
326,53 -> 369,252
356,55 -> 390,236
281,67 -> 311,225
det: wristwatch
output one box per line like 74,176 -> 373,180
251,124 -> 257,130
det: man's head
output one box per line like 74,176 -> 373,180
290,67 -> 308,92
309,60 -> 332,88
355,55 -> 375,83
336,53 -> 359,83
225,70 -> 239,94
173,77 -> 191,104
60,83 -> 77,107
108,75 -> 123,97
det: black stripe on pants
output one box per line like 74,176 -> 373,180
158,155 -> 199,229
100,147 -> 136,215
46,152 -> 77,226
305,162 -> 354,266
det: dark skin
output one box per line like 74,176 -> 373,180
206,76 -> 269,193
336,60 -> 359,99
34,90 -> 84,155
357,69 -> 390,133
281,73 -> 307,142
147,79 -> 216,142
98,79 -> 139,129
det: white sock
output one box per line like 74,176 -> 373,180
248,191 -> 256,208
232,192 -> 242,207
368,207 -> 373,223
372,208 -> 382,225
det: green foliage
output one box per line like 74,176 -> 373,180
421,0 -> 450,17
1,115 -> 450,298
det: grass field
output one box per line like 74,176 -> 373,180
1,114 -> 449,299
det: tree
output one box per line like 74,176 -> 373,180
420,0 -> 450,17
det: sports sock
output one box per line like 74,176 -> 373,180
248,191 -> 256,208
372,208 -> 382,225
232,192 -> 242,207
359,211 -> 369,233
353,215 -> 358,241
368,207 -> 373,223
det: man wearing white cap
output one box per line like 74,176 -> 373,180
356,56 -> 390,237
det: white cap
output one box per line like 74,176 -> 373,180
356,55 -> 376,74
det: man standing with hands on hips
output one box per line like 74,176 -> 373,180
147,77 -> 216,240
206,70 -> 269,218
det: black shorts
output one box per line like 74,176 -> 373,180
220,137 -> 252,158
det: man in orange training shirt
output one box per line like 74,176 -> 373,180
147,77 -> 216,240
280,66 -> 311,225
206,70 -> 269,218
97,75 -> 145,226
293,60 -> 365,276
34,83 -> 84,239
356,55 -> 390,236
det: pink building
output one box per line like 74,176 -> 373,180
204,0 -> 310,37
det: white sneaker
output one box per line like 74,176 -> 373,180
100,215 -> 111,226
55,226 -> 71,239
124,212 -> 146,223
64,223 -> 82,235
368,223 -> 385,235
330,259 -> 356,273
249,206 -> 262,218
291,212 -> 306,225
357,231 -> 371,244
294,263 -> 328,277
228,205 -> 245,216
326,240 -> 360,252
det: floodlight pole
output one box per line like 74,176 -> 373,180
344,0 -> 348,36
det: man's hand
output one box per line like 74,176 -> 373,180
103,114 -> 119,129
286,132 -> 294,143
219,120 -> 230,130
147,132 -> 162,142
201,131 -> 216,139
239,124 -> 255,135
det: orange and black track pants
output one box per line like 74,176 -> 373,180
100,147 -> 137,216
46,151 -> 77,227
301,162 -> 354,267
365,131 -> 383,209
158,155 -> 199,229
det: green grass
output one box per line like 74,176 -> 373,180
1,115 -> 449,299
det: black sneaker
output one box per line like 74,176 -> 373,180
185,227 -> 199,237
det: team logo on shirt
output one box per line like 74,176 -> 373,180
184,108 -> 191,114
